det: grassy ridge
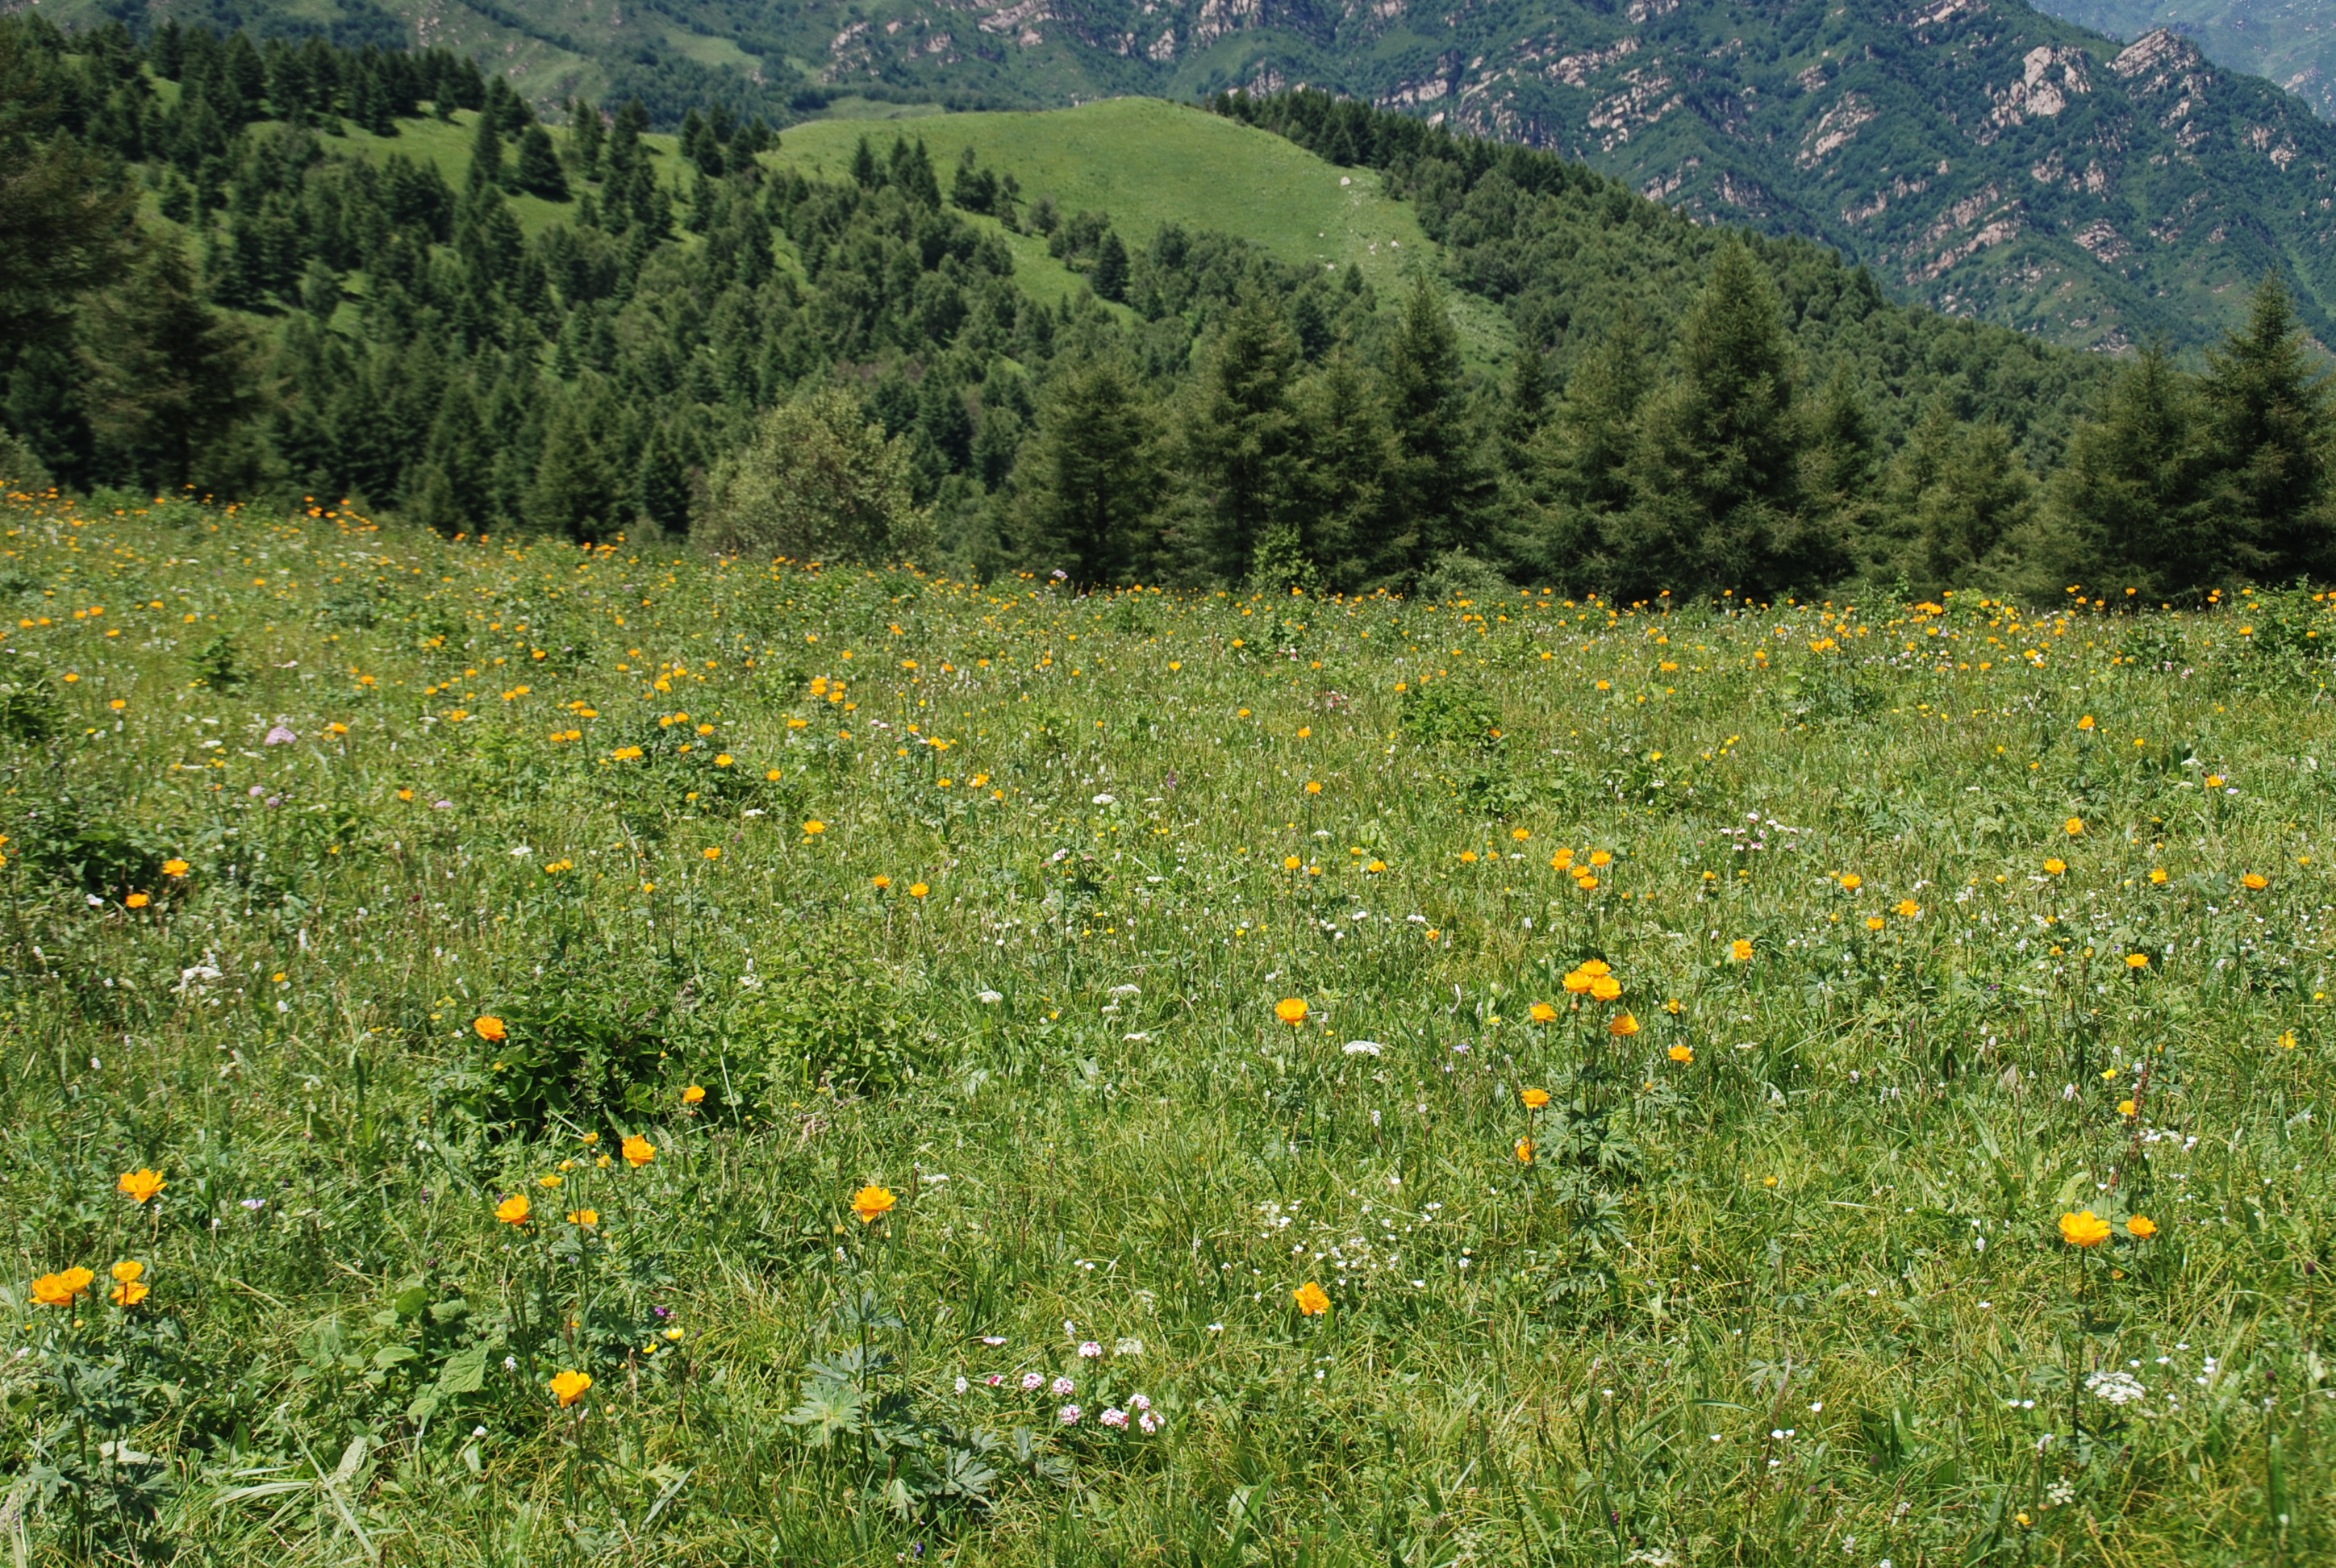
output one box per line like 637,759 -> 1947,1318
0,488 -> 2329,1559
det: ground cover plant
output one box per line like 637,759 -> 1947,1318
0,486 -> 2330,1563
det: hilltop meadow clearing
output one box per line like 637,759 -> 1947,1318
0,487 -> 2330,1566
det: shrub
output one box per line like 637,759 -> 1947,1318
701,390 -> 933,565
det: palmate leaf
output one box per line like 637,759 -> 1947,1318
931,1442 -> 999,1501
780,1378 -> 865,1445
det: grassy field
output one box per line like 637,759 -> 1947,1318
0,487 -> 2330,1563
770,100 -> 1517,357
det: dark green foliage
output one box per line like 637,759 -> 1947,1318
1012,357 -> 1162,586
0,676 -> 67,743
1399,678 -> 1504,751
188,632 -> 244,688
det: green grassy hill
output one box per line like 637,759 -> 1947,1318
771,99 -> 1515,357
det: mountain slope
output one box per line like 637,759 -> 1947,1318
33,0 -> 2336,348
2034,0 -> 2335,120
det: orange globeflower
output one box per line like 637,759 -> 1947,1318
567,1209 -> 599,1227
1274,998 -> 1309,1028
2059,1210 -> 2112,1248
803,820 -> 827,836
908,882 -> 929,898
1293,1282 -> 1330,1316
872,875 -> 891,890
1588,974 -> 1622,1002
2043,858 -> 2066,876
1838,874 -> 1862,890
1520,1087 -> 1551,1108
1608,1012 -> 1640,1037
702,847 -> 721,861
1562,969 -> 1593,995
496,1195 -> 531,1225
851,1185 -> 897,1224
125,892 -> 149,909
31,1267 -> 94,1307
161,859 -> 190,878
474,1015 -> 508,1042
1667,1044 -> 1694,1063
549,1370 -> 593,1407
1729,939 -> 1753,961
1895,900 -> 1920,918
2125,953 -> 2150,970
2241,873 -> 2268,890
2064,817 -> 2085,836
2125,1216 -> 2158,1238
110,1260 -> 148,1306
622,1134 -> 655,1168
682,1085 -> 706,1105
1514,1136 -> 1535,1164
118,1169 -> 165,1204
1529,1002 -> 1558,1024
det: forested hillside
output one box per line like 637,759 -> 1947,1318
31,0 -> 2336,349
5,16 -> 2335,603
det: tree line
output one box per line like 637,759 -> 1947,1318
2,16 -> 2331,605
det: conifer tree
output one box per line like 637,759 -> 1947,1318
468,105 -> 503,191
77,243 -> 261,489
570,99 -> 604,180
1383,276 -> 1490,575
514,127 -> 567,200
1183,288 -> 1304,582
1012,356 -> 1159,585
2052,345 -> 2215,598
2199,276 -> 2334,582
1091,231 -> 1128,303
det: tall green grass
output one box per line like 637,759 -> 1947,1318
0,488 -> 2328,1564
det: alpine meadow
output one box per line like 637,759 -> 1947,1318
9,9 -> 2336,1568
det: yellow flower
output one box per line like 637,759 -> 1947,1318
1529,1002 -> 1558,1024
851,1185 -> 897,1224
2117,1099 -> 2136,1117
622,1135 -> 655,1168
1520,1087 -> 1551,1108
1514,1136 -> 1535,1164
2149,867 -> 2168,885
2280,1031 -> 2298,1050
803,820 -> 826,836
2059,1210 -> 2112,1248
1274,998 -> 1309,1027
538,1174 -> 563,1188
125,892 -> 149,909
111,1260 -> 143,1284
909,882 -> 929,898
1562,969 -> 1592,995
2077,715 -> 2095,731
568,1209 -> 599,1227
2242,873 -> 2268,890
2125,953 -> 2150,970
2064,817 -> 2085,836
474,1015 -> 508,1042
496,1195 -> 530,1225
1588,974 -> 1622,1002
702,847 -> 721,861
2125,1216 -> 2158,1239
1865,915 -> 1886,931
161,859 -> 190,878
2043,858 -> 2066,876
873,875 -> 891,890
1608,1012 -> 1640,1037
1305,781 -> 1323,794
682,1085 -> 706,1104
31,1268 -> 94,1307
1895,900 -> 1920,918
1294,1282 -> 1330,1316
549,1370 -> 593,1407
1838,874 -> 1862,890
1668,1045 -> 1693,1063
1729,938 -> 1753,961
117,1169 -> 165,1204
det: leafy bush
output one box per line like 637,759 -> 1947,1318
1400,678 -> 1504,751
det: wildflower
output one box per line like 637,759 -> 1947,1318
31,1268 -> 94,1307
496,1195 -> 531,1225
1100,1407 -> 1128,1428
703,847 -> 721,861
2064,817 -> 2084,836
2117,1099 -> 2136,1117
1021,1372 -> 1044,1391
622,1135 -> 655,1168
1588,974 -> 1622,1002
1730,939 -> 1753,961
1306,782 -> 1322,794
2126,1216 -> 2157,1238
568,1209 -> 599,1227
550,1370 -> 593,1407
1515,1136 -> 1535,1164
682,1085 -> 706,1105
1521,1087 -> 1551,1108
162,859 -> 190,878
803,820 -> 826,836
1283,855 -> 1302,870
2125,953 -> 2150,970
126,893 -> 149,909
2242,873 -> 2268,890
909,882 -> 929,898
1058,1405 -> 1082,1424
1562,969 -> 1593,995
118,1169 -> 165,1204
2150,867 -> 2168,884
2059,1210 -> 2112,1248
1608,1012 -> 1640,1036
1838,874 -> 1862,890
110,1260 -> 148,1306
1529,1002 -> 1558,1024
474,1015 -> 508,1042
1866,915 -> 1886,931
1366,857 -> 1387,873
851,1186 -> 897,1224
1274,998 -> 1309,1027
2280,1031 -> 2298,1050
1895,900 -> 1920,918
1294,1282 -> 1330,1316
1668,1045 -> 1693,1063
2077,715 -> 2095,731
1050,1376 -> 1074,1395
1078,1341 -> 1103,1357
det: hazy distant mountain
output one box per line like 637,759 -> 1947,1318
2034,1 -> 2334,119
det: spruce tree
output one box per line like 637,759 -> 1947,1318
2051,345 -> 2215,598
1616,242 -> 1814,599
1183,288 -> 1304,582
570,99 -> 604,180
524,399 -> 617,540
1383,276 -> 1490,575
1012,356 -> 1159,586
1291,350 -> 1396,592
514,127 -> 567,200
1091,231 -> 1128,303
77,242 -> 261,489
2199,276 -> 2334,582
467,106 -> 503,191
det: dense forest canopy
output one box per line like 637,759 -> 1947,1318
4,16 -> 2335,603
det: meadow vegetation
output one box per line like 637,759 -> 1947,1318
0,486 -> 2329,1563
